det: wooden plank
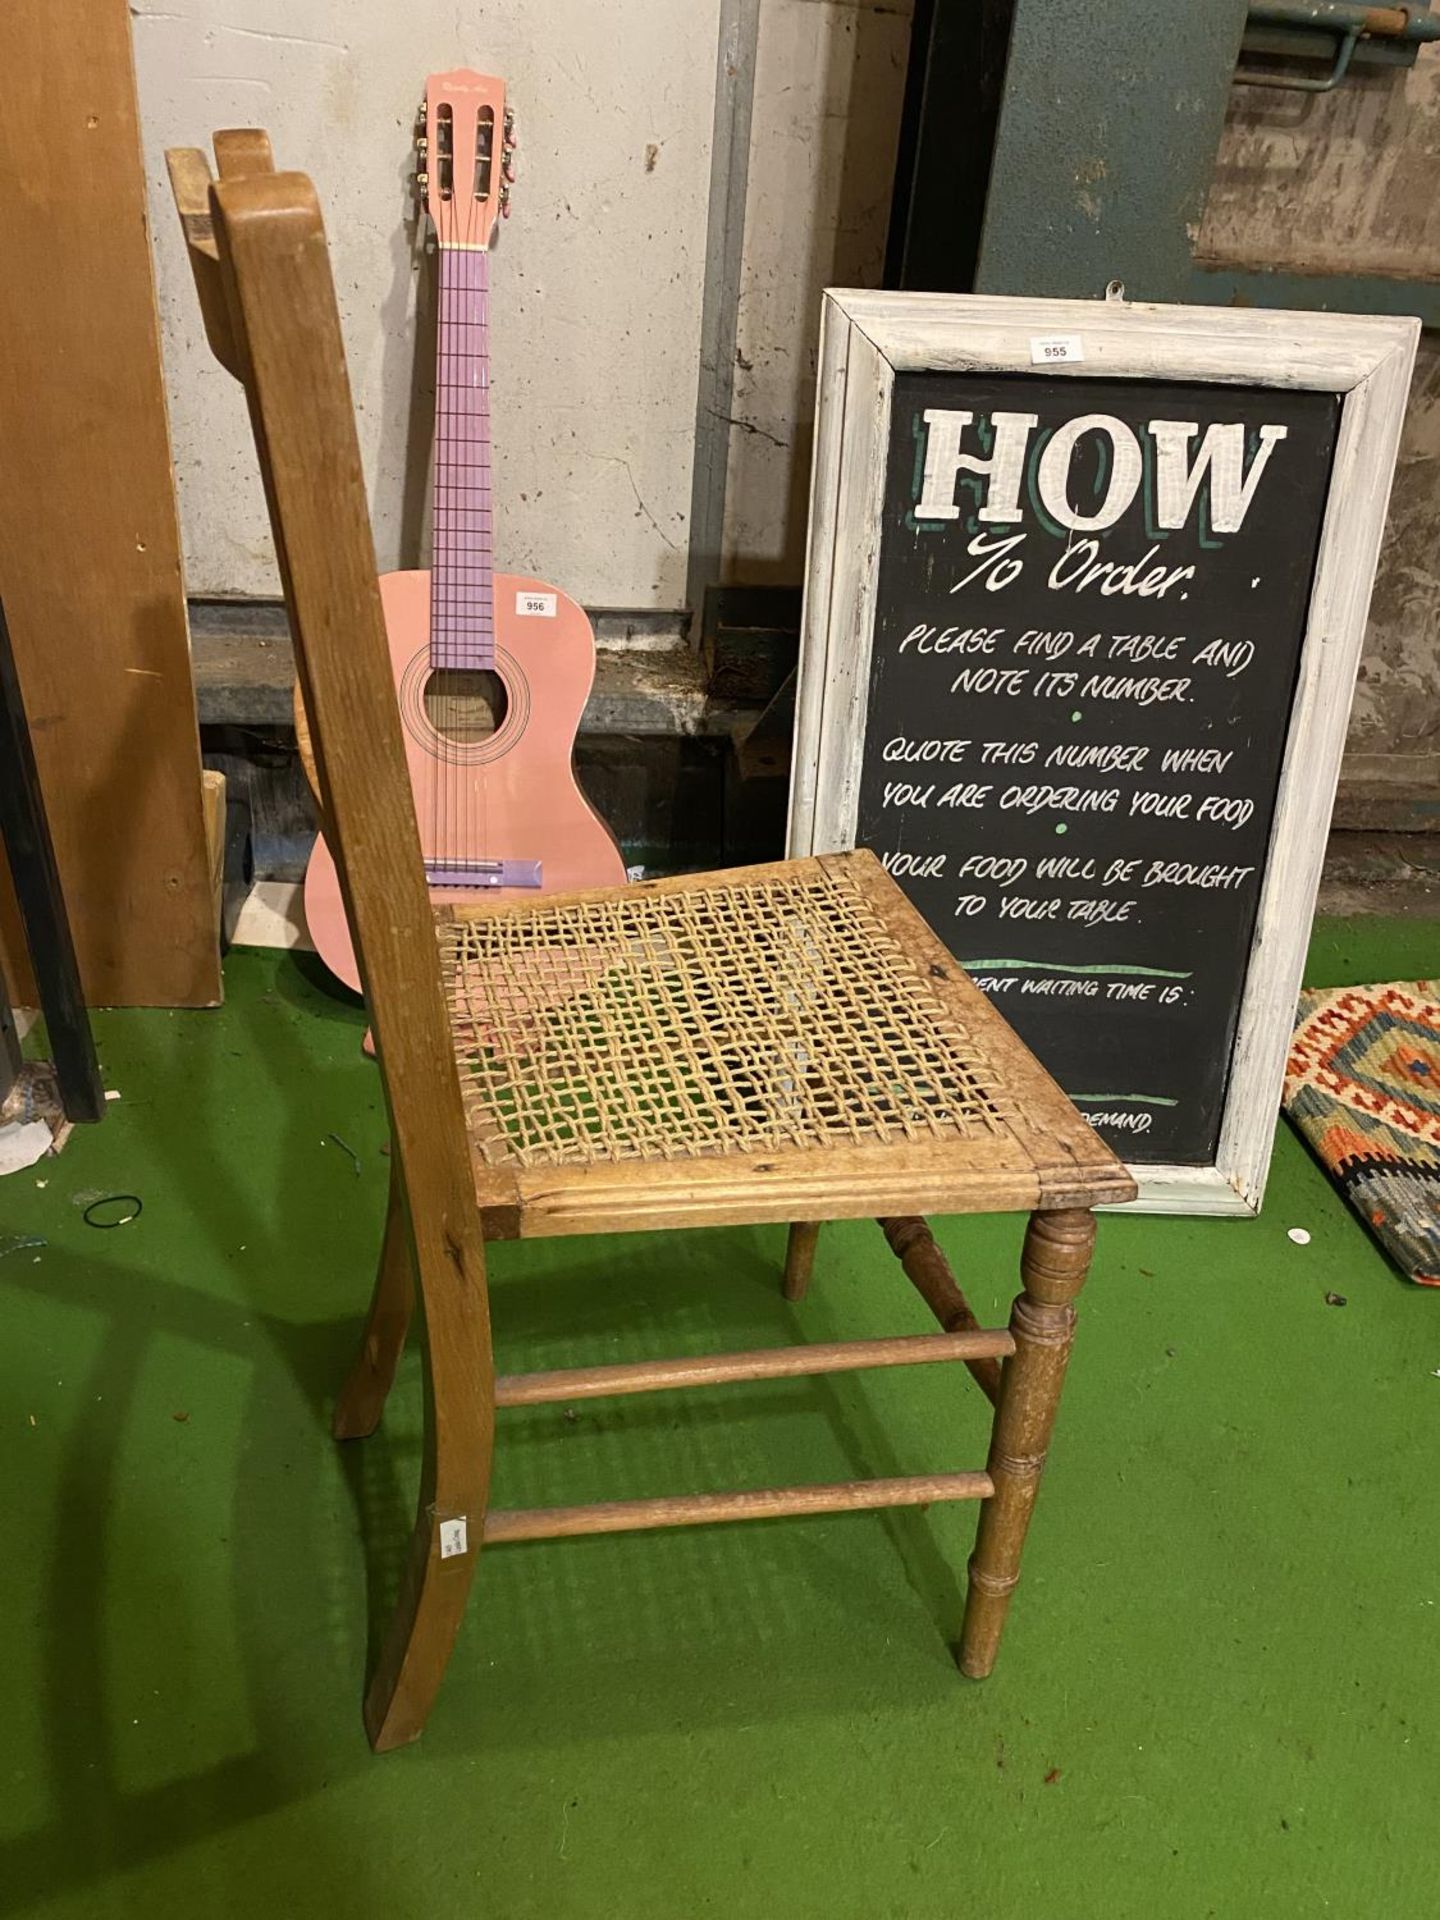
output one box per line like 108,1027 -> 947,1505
493,1329 -> 1015,1407
186,603 -> 752,735
788,293 -> 852,854
470,1104 -> 1135,1243
484,1472 -> 995,1545
1214,316 -> 1416,1213
809,324 -> 892,857
475,1151 -> 1084,1241
0,2 -> 218,1007
835,288 -> 1408,392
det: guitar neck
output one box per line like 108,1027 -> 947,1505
431,244 -> 495,672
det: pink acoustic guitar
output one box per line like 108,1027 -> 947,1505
303,67 -> 625,994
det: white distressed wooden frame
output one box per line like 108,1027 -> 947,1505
787,290 -> 1418,1216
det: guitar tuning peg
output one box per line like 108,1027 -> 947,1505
415,134 -> 428,155
502,156 -> 515,183
500,184 -> 512,217
416,169 -> 429,192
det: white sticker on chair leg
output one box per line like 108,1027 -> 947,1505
439,1517 -> 469,1559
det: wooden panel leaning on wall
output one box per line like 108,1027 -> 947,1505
0,1 -> 219,1007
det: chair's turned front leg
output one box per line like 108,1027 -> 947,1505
782,1221 -> 822,1302
960,1207 -> 1095,1678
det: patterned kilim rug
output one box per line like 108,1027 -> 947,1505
1285,981 -> 1440,1287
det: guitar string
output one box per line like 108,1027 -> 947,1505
441,158 -> 452,873
456,189 -> 468,871
443,178 -> 459,876
447,223 -> 457,874
455,186 -> 478,877
469,162 -> 490,880
437,181 -> 451,873
454,237 -> 463,874
443,186 -> 462,875
481,146 -> 497,880
431,178 -> 440,871
433,110 -> 498,885
465,189 -> 477,874
436,180 -> 444,872
437,228 -> 447,872
470,220 -> 484,877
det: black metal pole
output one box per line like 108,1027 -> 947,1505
883,0 -> 1018,293
0,599 -> 104,1123
0,951 -> 20,1106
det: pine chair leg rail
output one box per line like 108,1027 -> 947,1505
344,1206 -> 1092,1747
485,1327 -> 1013,1543
485,1473 -> 996,1545
493,1327 -> 1014,1406
483,1232 -> 1025,1545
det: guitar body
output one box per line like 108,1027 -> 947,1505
304,566 -> 625,994
305,69 -> 621,1000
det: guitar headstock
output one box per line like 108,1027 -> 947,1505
417,69 -> 515,249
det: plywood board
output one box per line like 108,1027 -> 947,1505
721,0 -> 914,585
0,0 -> 218,1008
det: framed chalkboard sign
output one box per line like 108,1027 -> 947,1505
789,292 -> 1417,1214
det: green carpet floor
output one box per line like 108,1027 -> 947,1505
2,916 -> 1436,1919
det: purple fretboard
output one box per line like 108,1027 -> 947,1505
431,246 -> 495,672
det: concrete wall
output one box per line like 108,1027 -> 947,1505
133,0 -> 720,611
133,0 -> 915,619
720,0 -> 913,585
133,4 -> 1436,815
1200,48 -> 1440,812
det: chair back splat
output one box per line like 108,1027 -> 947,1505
194,153 -> 494,1747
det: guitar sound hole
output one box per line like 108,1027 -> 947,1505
424,669 -> 509,743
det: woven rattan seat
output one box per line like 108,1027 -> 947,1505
440,851 -> 1132,1238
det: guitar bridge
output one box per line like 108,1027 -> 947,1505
425,858 -> 543,890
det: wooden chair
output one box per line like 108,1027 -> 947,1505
165,138 -> 1136,1752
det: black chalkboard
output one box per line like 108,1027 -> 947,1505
855,372 -> 1339,1165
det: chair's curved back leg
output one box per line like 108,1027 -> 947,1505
363,1322 -> 488,1750
204,167 -> 495,1751
356,1191 -> 490,1749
